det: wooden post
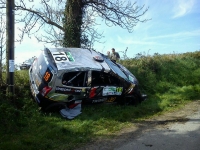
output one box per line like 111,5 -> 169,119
6,0 -> 15,95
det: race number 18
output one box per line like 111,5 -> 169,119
52,52 -> 69,62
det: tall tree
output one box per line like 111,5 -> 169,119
0,0 -> 149,48
63,0 -> 84,47
64,0 -> 149,47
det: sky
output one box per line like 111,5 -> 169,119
13,0 -> 200,64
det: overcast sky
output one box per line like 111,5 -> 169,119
15,0 -> 200,64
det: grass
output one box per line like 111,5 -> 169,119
1,51 -> 200,149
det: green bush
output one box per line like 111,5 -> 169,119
121,51 -> 200,96
0,51 -> 200,149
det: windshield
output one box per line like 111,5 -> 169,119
103,56 -> 128,81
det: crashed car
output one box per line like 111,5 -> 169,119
20,57 -> 36,70
29,48 -> 146,115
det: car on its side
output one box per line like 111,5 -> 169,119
29,48 -> 146,111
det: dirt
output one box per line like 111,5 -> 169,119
75,100 -> 200,150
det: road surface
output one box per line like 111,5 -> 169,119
116,101 -> 200,150
76,100 -> 200,150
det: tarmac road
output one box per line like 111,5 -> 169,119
76,100 -> 200,150
115,101 -> 200,150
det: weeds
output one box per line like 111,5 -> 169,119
1,51 -> 200,149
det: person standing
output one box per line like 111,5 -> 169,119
110,48 -> 120,62
107,51 -> 111,58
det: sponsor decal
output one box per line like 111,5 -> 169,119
92,98 -> 107,103
102,86 -> 123,96
55,86 -> 82,95
106,97 -> 116,102
65,52 -> 75,62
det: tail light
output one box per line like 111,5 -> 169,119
41,86 -> 52,96
89,87 -> 97,98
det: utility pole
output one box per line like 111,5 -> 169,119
0,46 -> 2,83
6,0 -> 15,95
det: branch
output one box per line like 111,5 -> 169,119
15,5 -> 64,31
84,0 -> 149,33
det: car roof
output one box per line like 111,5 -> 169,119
46,48 -> 111,72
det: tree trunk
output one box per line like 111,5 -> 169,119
63,0 -> 83,47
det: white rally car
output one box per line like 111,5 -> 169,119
29,48 -> 146,113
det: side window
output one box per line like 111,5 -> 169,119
91,71 -> 120,86
62,72 -> 87,87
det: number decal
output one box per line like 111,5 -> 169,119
44,72 -> 51,82
52,52 -> 65,55
52,52 -> 69,62
43,69 -> 53,83
51,51 -> 75,70
116,87 -> 123,93
54,56 -> 68,61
